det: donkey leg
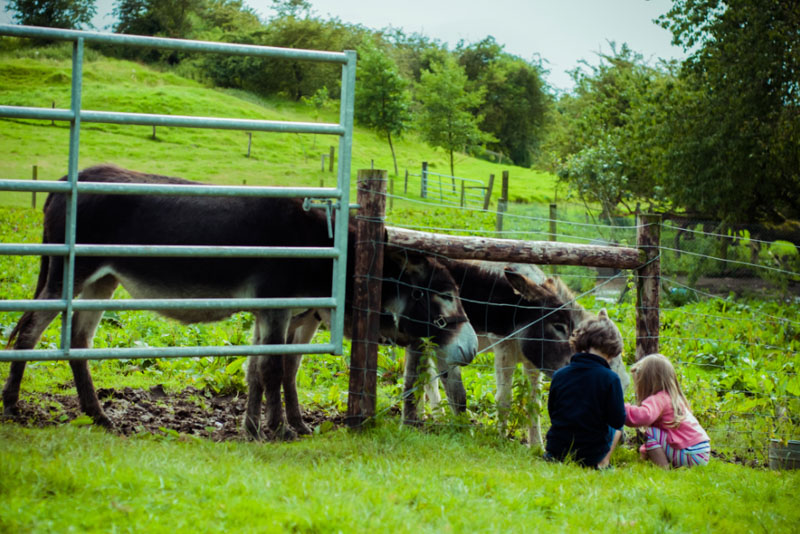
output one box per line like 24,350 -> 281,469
282,311 -> 321,435
434,356 -> 466,414
522,359 -> 544,449
244,351 -> 266,440
401,347 -> 423,425
247,309 -> 293,441
3,308 -> 60,416
2,361 -> 30,417
66,275 -> 119,429
494,344 -> 516,437
282,354 -> 311,435
424,356 -> 442,412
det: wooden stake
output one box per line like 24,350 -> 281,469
346,169 -> 387,428
636,214 -> 661,360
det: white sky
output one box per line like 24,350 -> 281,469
1,0 -> 685,91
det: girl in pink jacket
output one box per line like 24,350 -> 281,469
625,353 -> 710,468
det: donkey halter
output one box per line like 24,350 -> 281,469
411,288 -> 468,331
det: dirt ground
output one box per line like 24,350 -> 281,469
3,385 -> 345,441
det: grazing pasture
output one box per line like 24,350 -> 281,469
2,49 -> 799,533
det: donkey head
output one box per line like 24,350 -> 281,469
502,264 -> 589,376
381,249 -> 478,367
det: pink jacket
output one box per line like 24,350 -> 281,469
625,390 -> 709,449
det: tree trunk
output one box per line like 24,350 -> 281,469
388,132 -> 398,177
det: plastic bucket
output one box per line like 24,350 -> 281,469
768,439 -> 800,470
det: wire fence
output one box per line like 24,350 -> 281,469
367,184 -> 800,466
1,173 -> 798,466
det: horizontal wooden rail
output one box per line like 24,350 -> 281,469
386,227 -> 644,269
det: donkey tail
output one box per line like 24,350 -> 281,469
6,253 -> 49,349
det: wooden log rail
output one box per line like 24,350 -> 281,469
386,227 -> 644,269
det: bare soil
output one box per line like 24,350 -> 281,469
4,385 -> 345,441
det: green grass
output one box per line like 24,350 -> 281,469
1,422 -> 798,533
0,51 -> 560,209
2,49 -> 800,533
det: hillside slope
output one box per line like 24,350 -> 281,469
0,51 -> 559,209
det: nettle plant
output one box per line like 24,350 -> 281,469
660,298 -> 800,463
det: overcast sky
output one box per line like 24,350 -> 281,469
1,0 -> 685,91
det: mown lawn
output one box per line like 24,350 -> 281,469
1,420 -> 798,533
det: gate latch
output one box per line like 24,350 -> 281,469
303,198 -> 335,238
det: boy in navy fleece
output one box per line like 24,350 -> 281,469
544,309 -> 626,468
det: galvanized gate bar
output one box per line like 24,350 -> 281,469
0,105 -> 345,135
0,25 -> 356,360
0,24 -> 349,63
0,297 -> 337,313
1,244 -> 339,258
329,50 -> 356,354
1,343 -> 338,362
60,37 -> 82,358
0,179 -> 340,198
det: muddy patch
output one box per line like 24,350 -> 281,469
4,386 -> 345,441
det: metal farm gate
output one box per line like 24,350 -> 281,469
0,25 -> 356,362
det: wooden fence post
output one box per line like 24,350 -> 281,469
404,169 -> 409,194
483,173 -> 495,210
329,146 -> 335,173
636,213 -> 661,361
346,169 -> 387,428
495,170 -> 509,233
420,161 -> 428,199
389,175 -> 394,212
51,101 -> 55,126
459,181 -> 465,207
31,165 -> 37,209
247,132 -> 252,157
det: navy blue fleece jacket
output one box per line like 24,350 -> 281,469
545,352 -> 626,465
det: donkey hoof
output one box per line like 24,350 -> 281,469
243,427 -> 267,441
270,424 -> 297,442
93,414 -> 116,431
401,417 -> 423,428
289,420 -> 313,435
2,405 -> 20,418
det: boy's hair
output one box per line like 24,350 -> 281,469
568,308 -> 623,358
630,353 -> 690,428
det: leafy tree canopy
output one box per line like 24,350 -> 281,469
457,36 -> 549,167
355,37 -> 412,176
5,0 -> 97,30
658,0 -> 800,224
415,54 -> 494,177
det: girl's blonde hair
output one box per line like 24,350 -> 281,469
630,353 -> 690,428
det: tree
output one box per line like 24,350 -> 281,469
270,0 -> 310,18
5,0 -> 96,30
458,37 -> 549,166
416,55 -> 492,177
112,0 -> 203,39
657,0 -> 800,225
543,44 -> 671,217
355,38 -> 412,176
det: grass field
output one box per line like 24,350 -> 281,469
2,421 -> 798,533
2,47 -> 800,533
0,47 -> 560,211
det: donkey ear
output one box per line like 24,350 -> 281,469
504,268 -> 558,302
598,308 -> 609,319
386,248 -> 428,277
